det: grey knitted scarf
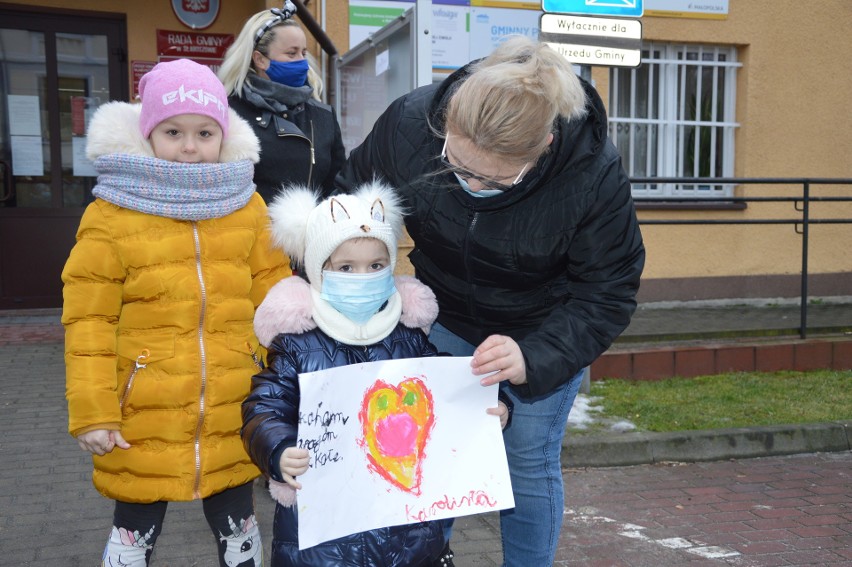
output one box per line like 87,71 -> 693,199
92,154 -> 256,221
242,73 -> 313,114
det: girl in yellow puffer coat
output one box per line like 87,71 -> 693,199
62,59 -> 291,567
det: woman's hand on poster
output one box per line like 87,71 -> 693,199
472,335 -> 527,387
280,447 -> 310,489
486,401 -> 510,429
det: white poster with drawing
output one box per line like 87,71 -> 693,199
295,356 -> 514,549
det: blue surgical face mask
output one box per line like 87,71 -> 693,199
266,58 -> 309,88
320,266 -> 396,324
454,173 -> 504,198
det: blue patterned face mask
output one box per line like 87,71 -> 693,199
454,173 -> 504,198
266,59 -> 309,88
320,266 -> 396,324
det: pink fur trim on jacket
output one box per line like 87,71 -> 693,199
268,479 -> 298,507
253,275 -> 439,348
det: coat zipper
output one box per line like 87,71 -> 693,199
308,120 -> 316,187
246,342 -> 262,370
192,223 -> 208,499
119,349 -> 150,411
277,128 -> 315,187
465,208 -> 479,317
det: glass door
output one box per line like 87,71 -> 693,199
0,6 -> 127,308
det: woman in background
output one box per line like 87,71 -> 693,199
219,1 -> 345,201
336,36 -> 645,566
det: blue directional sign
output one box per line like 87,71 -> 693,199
542,0 -> 644,18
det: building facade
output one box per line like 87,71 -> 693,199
1,0 -> 849,308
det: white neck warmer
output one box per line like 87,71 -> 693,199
310,288 -> 403,346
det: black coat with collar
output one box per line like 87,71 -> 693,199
336,64 -> 646,399
229,94 -> 345,202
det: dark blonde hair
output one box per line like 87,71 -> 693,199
445,36 -> 587,163
218,12 -> 323,100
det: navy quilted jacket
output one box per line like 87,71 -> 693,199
242,312 -> 444,565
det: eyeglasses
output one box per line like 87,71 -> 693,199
440,135 -> 529,192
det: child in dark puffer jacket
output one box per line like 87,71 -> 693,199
241,182 -> 510,566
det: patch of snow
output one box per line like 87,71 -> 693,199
610,420 -> 637,432
567,394 -> 602,429
569,394 -> 637,432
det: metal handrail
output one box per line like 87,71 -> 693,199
629,177 -> 852,340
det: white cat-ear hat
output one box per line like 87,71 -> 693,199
267,181 -> 405,290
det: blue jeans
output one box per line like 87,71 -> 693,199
428,323 -> 583,566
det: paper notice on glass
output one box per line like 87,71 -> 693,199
294,356 -> 514,549
7,95 -> 42,136
11,136 -> 44,176
432,5 -> 470,70
72,137 -> 97,177
375,48 -> 389,76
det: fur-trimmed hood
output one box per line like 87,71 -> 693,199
85,101 -> 261,163
254,274 -> 439,348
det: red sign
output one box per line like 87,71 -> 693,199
156,29 -> 234,60
131,60 -> 157,99
70,97 -> 88,136
132,58 -> 223,99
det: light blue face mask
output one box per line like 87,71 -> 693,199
454,173 -> 504,198
320,266 -> 396,324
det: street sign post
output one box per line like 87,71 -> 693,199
542,0 -> 644,18
539,13 -> 641,67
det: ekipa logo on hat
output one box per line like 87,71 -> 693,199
162,85 -> 226,118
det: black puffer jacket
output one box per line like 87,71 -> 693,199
229,95 -> 345,202
242,277 -> 445,566
337,64 -> 645,399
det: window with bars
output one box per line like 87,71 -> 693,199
609,43 -> 741,199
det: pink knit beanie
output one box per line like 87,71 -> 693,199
138,59 -> 229,138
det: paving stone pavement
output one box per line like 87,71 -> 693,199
0,313 -> 850,565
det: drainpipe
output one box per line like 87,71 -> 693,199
292,0 -> 338,104
292,0 -> 337,57
320,0 -> 328,97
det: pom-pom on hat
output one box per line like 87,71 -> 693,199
138,59 -> 229,138
268,181 -> 405,290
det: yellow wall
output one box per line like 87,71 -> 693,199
643,1 -> 851,179
607,1 -> 852,284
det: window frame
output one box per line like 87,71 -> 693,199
609,42 -> 742,200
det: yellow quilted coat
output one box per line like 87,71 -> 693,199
62,102 -> 291,503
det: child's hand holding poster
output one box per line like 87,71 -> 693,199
295,356 -> 514,549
